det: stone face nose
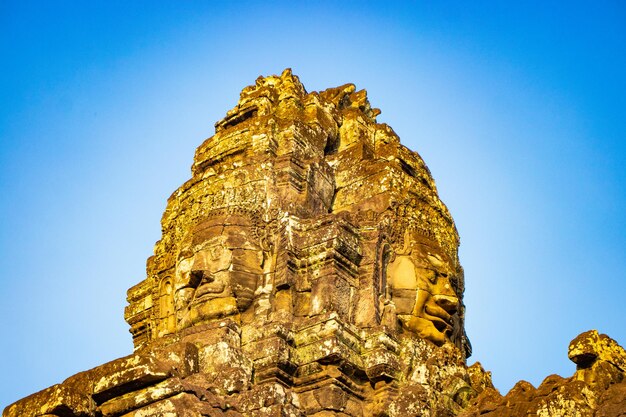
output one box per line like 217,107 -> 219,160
433,294 -> 459,315
190,269 -> 212,286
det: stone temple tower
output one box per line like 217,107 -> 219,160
125,68 -> 470,355
7,69 -> 624,417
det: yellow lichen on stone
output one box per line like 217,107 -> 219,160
5,70 -> 625,417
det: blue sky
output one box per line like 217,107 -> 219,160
1,0 -> 625,409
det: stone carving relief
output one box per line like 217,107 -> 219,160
385,230 -> 460,346
8,70 -> 622,417
157,277 -> 175,336
173,212 -> 266,331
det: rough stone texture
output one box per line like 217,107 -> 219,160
459,330 -> 626,417
4,70 -> 625,416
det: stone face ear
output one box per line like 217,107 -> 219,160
157,278 -> 176,336
387,256 -> 418,290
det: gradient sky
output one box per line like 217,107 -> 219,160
1,1 -> 625,410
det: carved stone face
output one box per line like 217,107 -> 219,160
174,216 -> 263,330
387,240 -> 459,345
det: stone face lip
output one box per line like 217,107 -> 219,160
4,70 -> 624,416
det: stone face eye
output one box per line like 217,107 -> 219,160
435,272 -> 449,284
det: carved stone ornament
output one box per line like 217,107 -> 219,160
5,69 -> 625,417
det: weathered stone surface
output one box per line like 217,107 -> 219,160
4,70 -> 625,416
2,383 -> 94,417
460,331 -> 626,417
